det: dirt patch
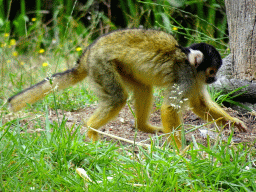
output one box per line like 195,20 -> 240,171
4,105 -> 256,148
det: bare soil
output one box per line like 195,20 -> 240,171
4,105 -> 256,148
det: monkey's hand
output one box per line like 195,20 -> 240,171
231,118 -> 247,132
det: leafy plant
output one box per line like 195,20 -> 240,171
208,85 -> 251,111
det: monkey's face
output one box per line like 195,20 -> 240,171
185,43 -> 222,84
205,67 -> 218,84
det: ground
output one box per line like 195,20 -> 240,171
5,104 -> 255,148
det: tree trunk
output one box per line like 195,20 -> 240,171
213,54 -> 256,102
211,0 -> 256,112
225,0 -> 256,81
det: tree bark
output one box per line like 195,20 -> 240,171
211,0 -> 256,112
213,54 -> 256,104
225,0 -> 256,81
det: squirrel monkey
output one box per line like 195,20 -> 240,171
8,29 -> 247,149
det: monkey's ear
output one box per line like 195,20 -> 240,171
187,49 -> 204,68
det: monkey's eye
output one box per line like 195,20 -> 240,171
206,67 -> 216,76
209,70 -> 215,75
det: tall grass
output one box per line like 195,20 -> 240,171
0,0 -> 228,47
120,0 -> 228,48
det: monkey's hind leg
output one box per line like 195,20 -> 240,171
86,100 -> 127,141
133,83 -> 162,133
86,70 -> 128,141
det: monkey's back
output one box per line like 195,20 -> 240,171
85,29 -> 190,86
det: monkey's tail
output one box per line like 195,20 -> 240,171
8,63 -> 88,112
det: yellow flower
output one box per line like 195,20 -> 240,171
42,62 -> 48,67
10,39 -> 16,46
7,60 -> 11,63
172,26 -> 178,31
39,49 -> 45,54
4,33 -> 9,37
32,18 -> 36,22
76,47 -> 82,52
20,61 -> 25,65
12,51 -> 18,57
1,43 -> 6,47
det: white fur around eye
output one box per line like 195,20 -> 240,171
188,49 -> 204,66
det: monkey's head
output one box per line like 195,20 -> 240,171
178,43 -> 222,84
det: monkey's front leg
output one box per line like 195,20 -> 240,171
160,84 -> 191,150
161,103 -> 183,150
207,99 -> 247,132
190,88 -> 247,132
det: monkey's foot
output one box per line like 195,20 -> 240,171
87,128 -> 100,141
137,124 -> 163,133
233,118 -> 247,132
166,135 -> 182,150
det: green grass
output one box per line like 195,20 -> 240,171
0,114 -> 255,191
208,85 -> 252,112
33,85 -> 98,112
